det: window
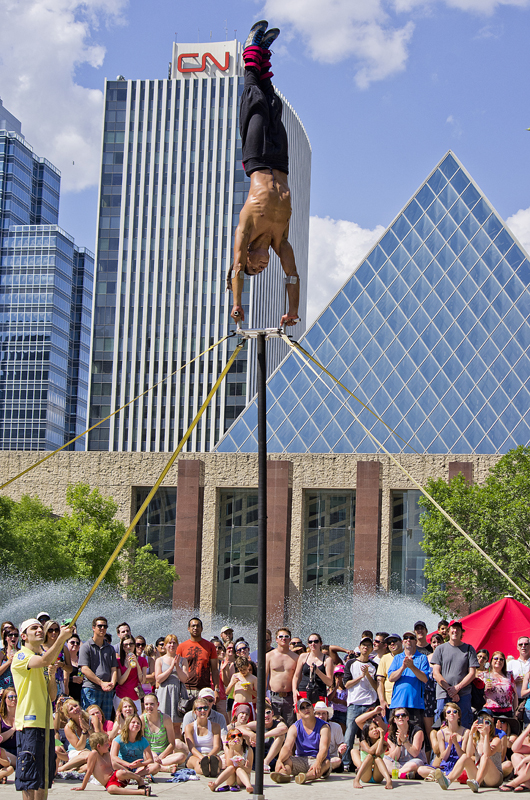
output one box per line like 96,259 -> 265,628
216,490 -> 259,621
303,491 -> 355,597
390,490 -> 426,595
134,487 -> 177,565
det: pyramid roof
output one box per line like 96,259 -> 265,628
216,152 -> 530,455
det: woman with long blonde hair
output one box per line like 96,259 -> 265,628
154,634 -> 189,735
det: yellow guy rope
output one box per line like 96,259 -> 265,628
0,334 -> 231,492
70,338 -> 246,626
283,334 -> 530,604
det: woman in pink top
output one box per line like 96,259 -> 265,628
115,635 -> 147,713
483,651 -> 517,714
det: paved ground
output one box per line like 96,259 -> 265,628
0,773 -> 510,799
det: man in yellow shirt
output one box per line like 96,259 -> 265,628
11,618 -> 72,800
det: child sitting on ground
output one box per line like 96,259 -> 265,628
225,658 -> 257,719
71,732 -> 151,795
208,728 -> 253,793
353,718 -> 393,790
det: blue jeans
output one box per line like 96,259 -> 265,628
436,693 -> 473,729
81,686 -> 114,722
342,704 -> 373,768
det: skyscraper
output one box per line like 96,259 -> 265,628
0,102 -> 93,451
87,40 -> 311,453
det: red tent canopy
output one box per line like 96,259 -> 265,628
431,596 -> 530,658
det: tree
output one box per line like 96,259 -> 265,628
419,445 -> 530,615
0,483 -> 177,605
0,494 -> 72,580
59,483 -> 126,584
124,544 -> 178,605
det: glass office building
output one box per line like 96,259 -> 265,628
0,107 -> 93,450
217,152 -> 530,456
87,40 -> 311,453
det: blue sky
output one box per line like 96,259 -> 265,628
1,0 -> 529,323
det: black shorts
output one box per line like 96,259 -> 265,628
240,70 -> 288,177
15,728 -> 55,791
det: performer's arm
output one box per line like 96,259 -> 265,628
231,217 -> 251,322
276,228 -> 299,326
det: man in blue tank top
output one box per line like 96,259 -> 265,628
271,699 -> 331,784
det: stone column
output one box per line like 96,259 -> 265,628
266,460 -> 292,623
448,461 -> 473,483
173,459 -> 203,610
354,460 -> 381,590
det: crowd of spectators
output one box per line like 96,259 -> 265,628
2,612 -> 530,793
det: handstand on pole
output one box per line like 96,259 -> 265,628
227,20 -> 300,329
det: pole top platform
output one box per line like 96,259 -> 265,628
234,325 -> 290,340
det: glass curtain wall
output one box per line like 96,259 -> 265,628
216,489 -> 258,621
303,490 -> 355,597
134,487 -> 177,563
390,489 -> 426,595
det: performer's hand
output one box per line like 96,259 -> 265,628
280,313 -> 299,327
231,305 -> 245,322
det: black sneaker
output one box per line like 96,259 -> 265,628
244,21 -> 268,49
261,28 -> 280,49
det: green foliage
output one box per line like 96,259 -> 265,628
419,445 -> 530,615
0,483 -> 177,605
59,484 -> 126,584
0,495 -> 71,580
125,544 -> 178,605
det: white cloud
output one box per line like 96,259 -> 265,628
507,206 -> 530,255
263,0 -> 530,87
446,114 -> 463,137
306,215 -> 385,325
264,0 -> 414,87
0,0 -> 127,192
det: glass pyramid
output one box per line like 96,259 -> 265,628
215,152 -> 530,455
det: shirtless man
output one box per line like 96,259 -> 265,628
72,732 -> 150,795
266,628 -> 299,726
228,21 -> 300,328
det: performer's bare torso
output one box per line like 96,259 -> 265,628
243,168 -> 291,250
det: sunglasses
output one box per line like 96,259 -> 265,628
6,694 -> 17,700
95,624 -> 108,629
445,709 -> 459,715
403,636 -> 416,641
308,639 -> 320,644
228,733 -> 242,740
135,642 -> 145,648
196,706 -> 209,711
291,642 -> 303,647
394,713 -> 408,719
6,633 -> 19,638
48,627 -> 60,633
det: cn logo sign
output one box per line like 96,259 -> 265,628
177,52 -> 230,73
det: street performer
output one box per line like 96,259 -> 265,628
228,20 -> 300,327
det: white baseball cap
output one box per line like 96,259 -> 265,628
20,618 -> 41,635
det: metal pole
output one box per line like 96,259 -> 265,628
254,331 -> 267,799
